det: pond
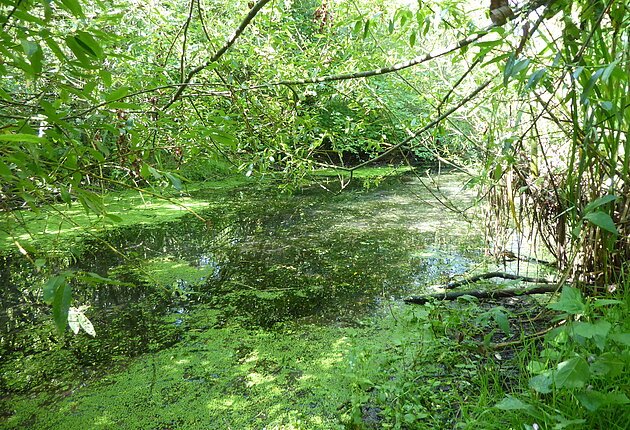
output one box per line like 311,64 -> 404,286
0,170 -> 482,429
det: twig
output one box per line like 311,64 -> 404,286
163,0 -> 273,110
490,321 -> 565,350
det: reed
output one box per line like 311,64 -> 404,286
483,1 -> 629,288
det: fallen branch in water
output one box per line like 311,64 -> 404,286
445,271 -> 552,290
404,284 -> 562,305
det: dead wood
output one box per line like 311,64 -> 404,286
404,284 -> 562,305
445,272 -> 552,289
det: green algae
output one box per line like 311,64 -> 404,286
112,256 -> 216,289
0,175 -> 253,253
2,307 -> 377,429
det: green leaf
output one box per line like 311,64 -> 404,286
580,68 -> 604,104
0,133 -> 46,143
44,37 -> 67,62
210,130 -> 236,147
495,395 -> 533,411
526,360 -> 547,374
555,357 -> 589,389
590,352 -> 625,377
548,286 -> 584,314
573,320 -> 611,339
362,19 -> 370,39
529,372 -> 553,394
610,333 -> 630,346
493,309 -> 511,335
601,59 -> 620,83
584,211 -> 618,235
165,172 -> 183,190
108,102 -> 142,110
105,213 -> 123,223
525,69 -> 546,90
60,0 -> 85,17
105,86 -> 129,102
65,35 -> 91,66
75,31 -> 103,58
584,195 -> 618,213
592,299 -> 622,307
43,275 -> 67,303
76,189 -> 105,215
100,69 -> 112,87
576,390 -> 629,412
409,30 -> 416,47
0,160 -> 13,178
52,281 -> 72,334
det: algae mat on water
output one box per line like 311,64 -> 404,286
3,307 -> 377,429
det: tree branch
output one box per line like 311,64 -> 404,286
445,271 -> 553,290
347,79 -> 492,171
163,0 -> 273,111
262,31 -> 489,87
405,284 -> 563,305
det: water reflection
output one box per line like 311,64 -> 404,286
0,173 -> 479,392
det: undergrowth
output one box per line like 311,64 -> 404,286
347,282 -> 630,429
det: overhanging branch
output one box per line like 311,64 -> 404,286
163,0 -> 273,111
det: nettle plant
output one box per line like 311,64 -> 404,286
496,286 -> 630,427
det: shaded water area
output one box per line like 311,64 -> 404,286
0,172 -> 481,428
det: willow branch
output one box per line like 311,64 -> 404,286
346,79 -> 492,171
163,0 -> 273,111
260,31 -> 490,88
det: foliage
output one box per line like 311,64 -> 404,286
480,0 -> 629,284
491,285 -> 630,429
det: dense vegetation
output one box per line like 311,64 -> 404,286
1,0 -> 628,428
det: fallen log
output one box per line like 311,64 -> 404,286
404,284 -> 562,305
445,271 -> 552,289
